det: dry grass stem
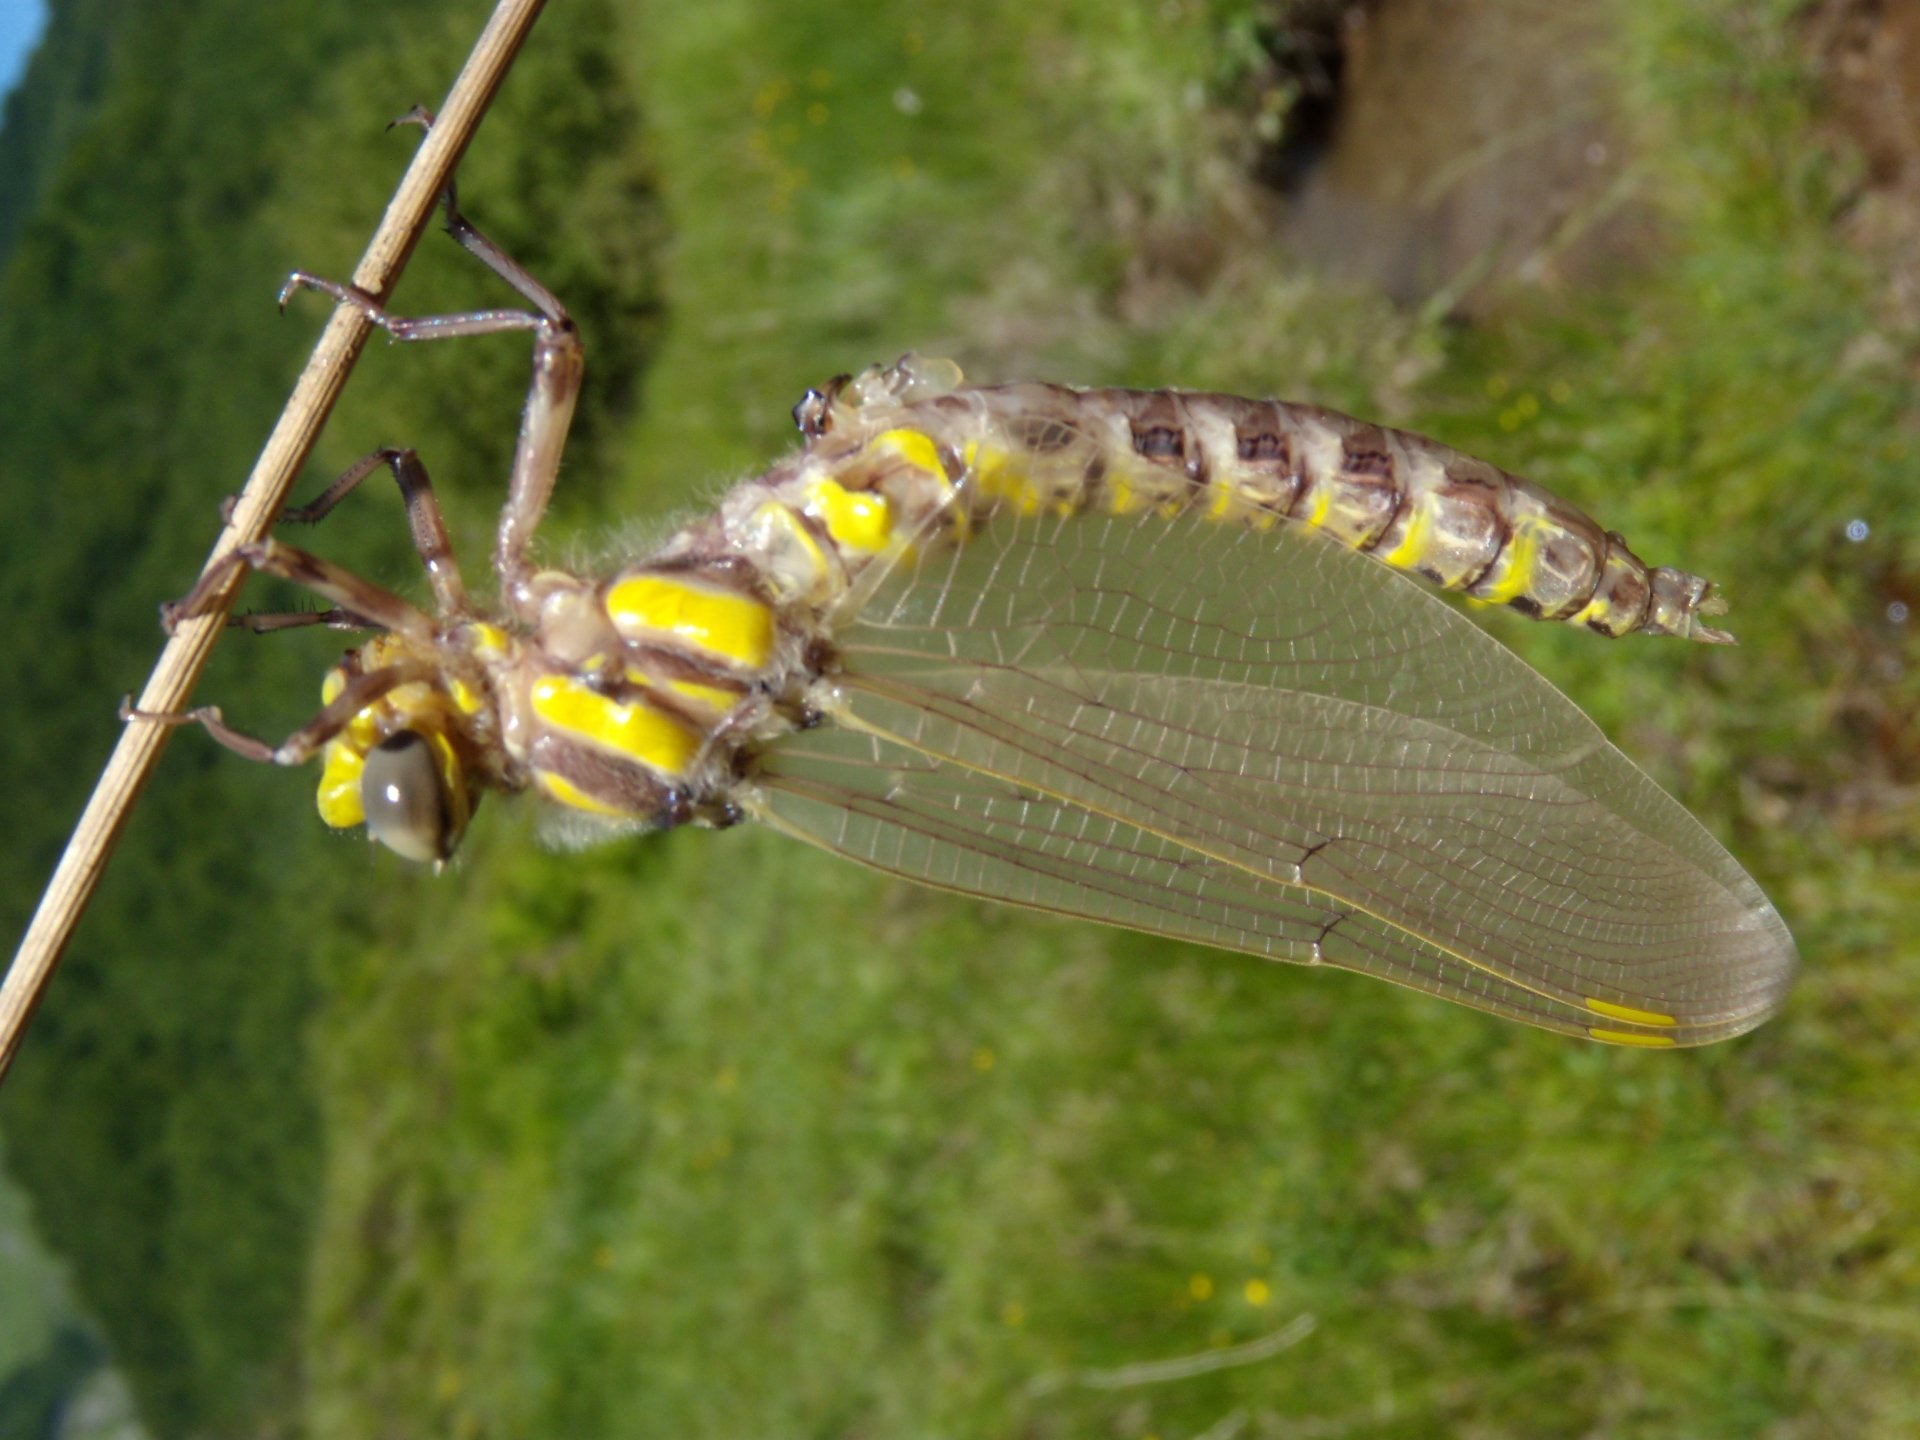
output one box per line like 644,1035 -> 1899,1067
0,0 -> 552,1082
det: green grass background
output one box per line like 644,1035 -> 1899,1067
1,0 -> 1916,1435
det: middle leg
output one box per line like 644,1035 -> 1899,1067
280,166 -> 585,620
276,447 -> 473,616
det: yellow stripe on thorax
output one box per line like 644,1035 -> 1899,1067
530,673 -> 702,779
606,573 -> 775,671
745,499 -> 833,603
465,622 -> 512,659
448,676 -> 485,715
866,427 -> 968,540
664,677 -> 743,714
618,665 -> 743,721
535,770 -> 634,818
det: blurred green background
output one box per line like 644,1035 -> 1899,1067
1,0 -> 1915,1435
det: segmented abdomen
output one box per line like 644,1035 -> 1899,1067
807,360 -> 1731,644
521,357 -> 1736,826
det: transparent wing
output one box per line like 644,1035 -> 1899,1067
746,509 -> 1796,1044
754,727 -> 1703,1041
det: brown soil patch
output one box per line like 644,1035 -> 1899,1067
1808,0 -> 1920,326
1264,0 -> 1656,317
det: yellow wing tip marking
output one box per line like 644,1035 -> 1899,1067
1585,997 -> 1678,1027
1588,1027 -> 1680,1048
1584,998 -> 1679,1048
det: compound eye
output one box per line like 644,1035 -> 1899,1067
361,731 -> 455,864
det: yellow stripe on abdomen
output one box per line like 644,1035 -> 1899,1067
1468,515 -> 1549,605
1377,502 -> 1435,569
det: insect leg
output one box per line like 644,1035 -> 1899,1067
163,541 -> 435,642
392,104 -> 570,326
282,104 -> 585,618
227,608 -> 369,635
389,118 -> 584,618
488,305 -> 582,617
277,448 -> 472,615
278,267 -> 582,622
123,659 -> 439,765
278,272 -> 548,344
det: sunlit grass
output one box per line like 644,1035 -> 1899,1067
302,3 -> 1919,1438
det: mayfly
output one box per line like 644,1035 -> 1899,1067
138,182 -> 1796,1048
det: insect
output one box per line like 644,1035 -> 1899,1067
140,180 -> 1797,1048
